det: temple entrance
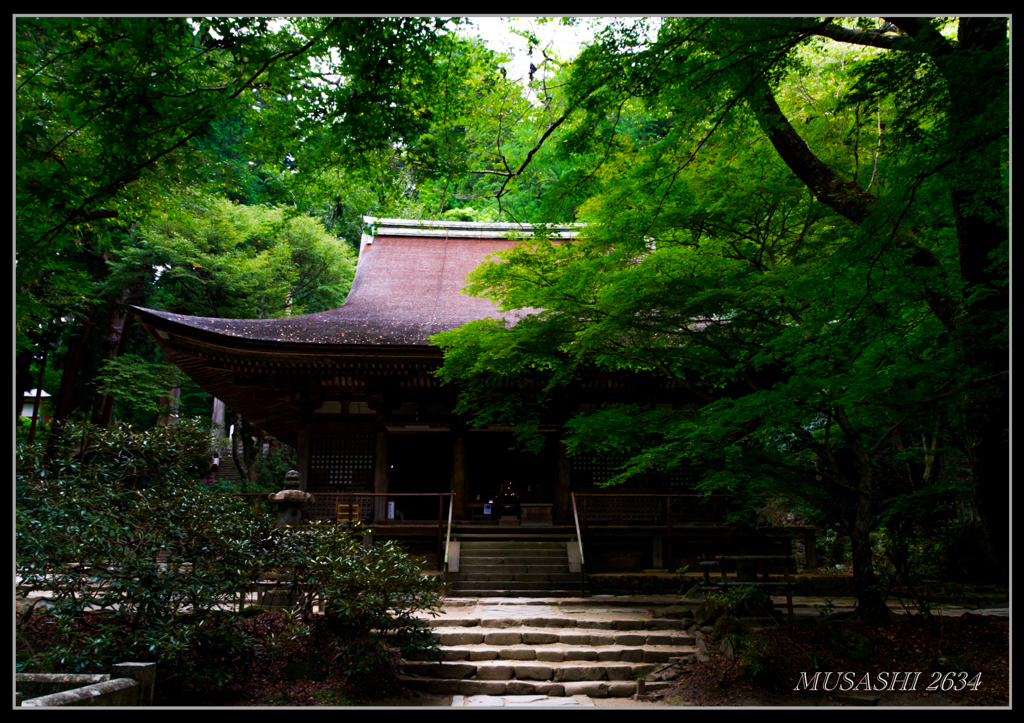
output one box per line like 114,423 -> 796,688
387,433 -> 451,521
466,433 -> 556,522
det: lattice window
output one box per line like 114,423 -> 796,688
570,455 -> 631,490
576,496 -> 662,523
664,463 -> 700,491
307,433 -> 374,491
305,492 -> 376,524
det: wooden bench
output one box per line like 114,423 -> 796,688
699,554 -> 795,617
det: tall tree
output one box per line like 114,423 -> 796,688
435,17 -> 1008,616
17,16 -> 459,430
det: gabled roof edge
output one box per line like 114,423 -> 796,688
362,216 -> 582,240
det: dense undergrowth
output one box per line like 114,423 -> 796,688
16,420 -> 442,688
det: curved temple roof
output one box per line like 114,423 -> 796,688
133,217 -> 578,347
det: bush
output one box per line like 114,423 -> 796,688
275,522 -> 443,674
17,421 -> 442,685
17,430 -> 271,682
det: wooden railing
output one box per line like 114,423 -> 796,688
573,493 -> 733,570
443,493 -> 454,580
570,492 -> 586,597
301,491 -> 454,568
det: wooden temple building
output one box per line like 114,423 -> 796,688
133,218 -> 813,572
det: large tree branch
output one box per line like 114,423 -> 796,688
884,17 -> 955,58
747,77 -> 959,332
809,22 -> 920,52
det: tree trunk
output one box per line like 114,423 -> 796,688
231,414 -> 262,488
747,40 -> 1009,577
91,292 -> 137,426
833,447 -> 894,624
156,386 -> 180,427
945,17 -> 1009,580
44,306 -> 99,460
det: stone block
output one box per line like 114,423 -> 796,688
605,665 -> 639,681
458,680 -> 507,696
588,634 -> 616,646
554,665 -> 607,682
612,620 -> 644,630
564,648 -> 598,661
522,631 -> 560,644
617,648 -> 645,663
646,633 -> 679,646
475,664 -> 515,680
497,648 -> 535,661
484,631 -> 522,645
505,681 -> 540,695
597,648 -> 624,662
469,648 -> 499,661
535,649 -> 565,662
514,665 -> 554,681
562,681 -> 608,698
614,634 -> 646,646
558,633 -> 590,645
608,682 -> 638,698
439,631 -> 485,645
643,649 -> 674,663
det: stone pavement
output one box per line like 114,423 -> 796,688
423,594 -> 1007,705
452,694 -> 596,706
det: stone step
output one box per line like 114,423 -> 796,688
459,555 -> 569,563
403,659 -> 660,683
432,628 -> 694,646
461,549 -> 569,558
407,644 -> 697,664
398,676 -> 673,698
449,580 -> 581,591
460,540 -> 573,544
425,618 -> 689,632
449,590 -> 584,598
448,573 -> 580,582
459,565 -> 569,574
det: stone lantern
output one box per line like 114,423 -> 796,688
268,470 -> 313,527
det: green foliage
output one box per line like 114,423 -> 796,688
94,353 -> 180,420
113,193 -> 357,319
435,15 -> 1008,604
826,627 -> 875,664
708,585 -> 774,618
737,637 -> 775,685
17,421 -> 441,683
17,426 -> 261,681
277,523 -> 443,674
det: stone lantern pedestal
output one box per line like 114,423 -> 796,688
262,470 -> 314,611
268,470 -> 313,527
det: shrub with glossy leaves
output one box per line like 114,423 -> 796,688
17,421 -> 442,684
275,522 -> 443,674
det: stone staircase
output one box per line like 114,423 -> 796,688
401,602 -> 697,698
446,540 -> 587,598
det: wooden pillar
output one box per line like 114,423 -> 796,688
804,529 -> 818,569
554,441 -> 571,524
373,429 -> 388,522
451,432 -> 468,520
296,429 -> 309,492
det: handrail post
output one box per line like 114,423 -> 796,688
443,493 -> 454,581
666,494 -> 672,569
571,493 -> 586,597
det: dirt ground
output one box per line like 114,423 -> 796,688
634,613 -> 1010,708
